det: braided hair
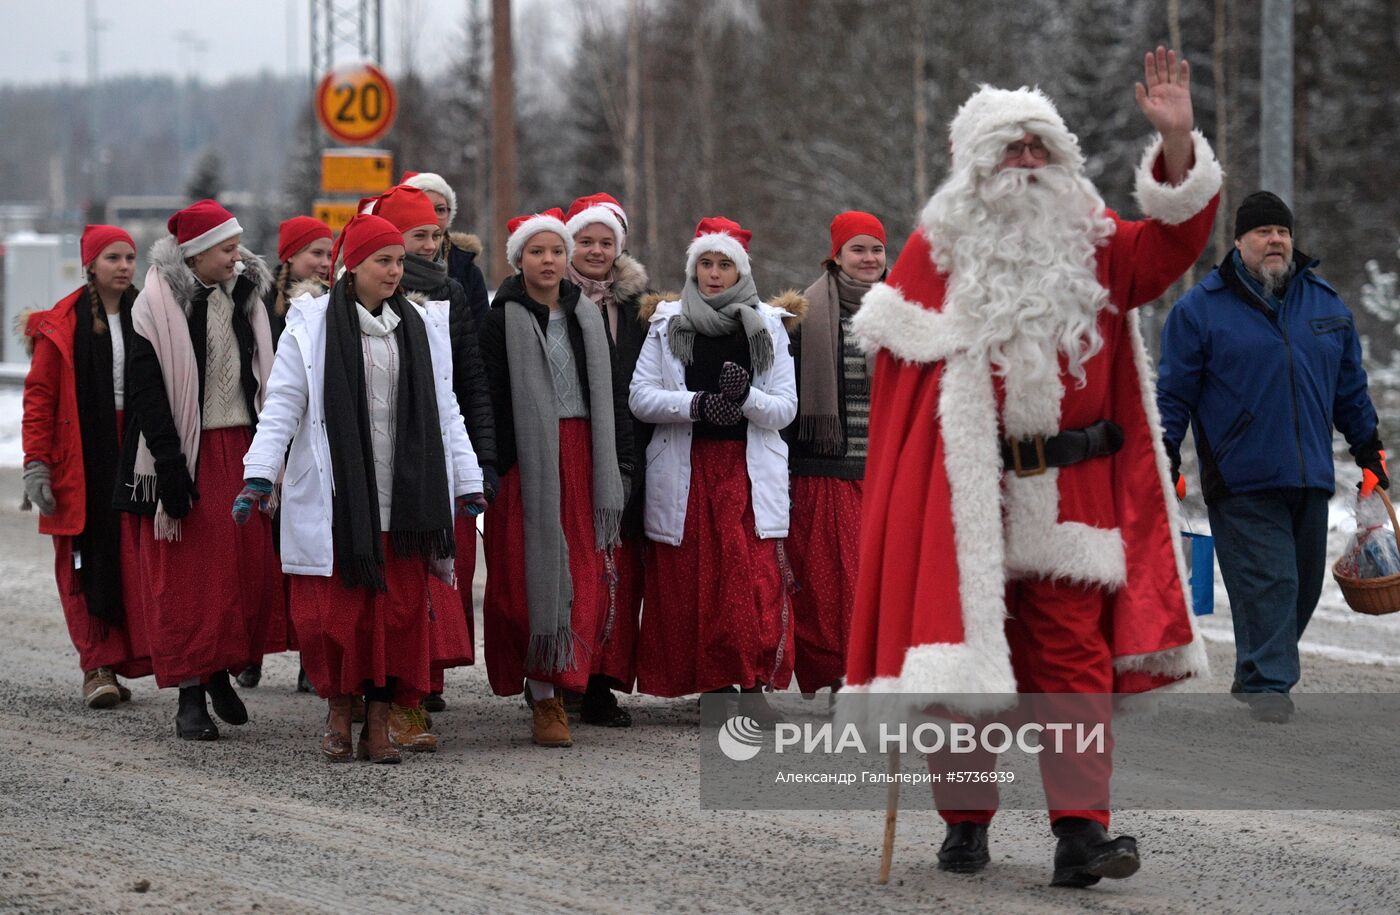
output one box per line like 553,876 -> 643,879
273,261 -> 293,317
84,271 -> 107,335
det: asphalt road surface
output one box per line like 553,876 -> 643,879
1,466 -> 1398,914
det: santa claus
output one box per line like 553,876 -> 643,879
843,48 -> 1220,887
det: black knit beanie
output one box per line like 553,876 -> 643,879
1234,191 -> 1294,239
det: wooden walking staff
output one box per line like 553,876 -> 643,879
878,749 -> 901,883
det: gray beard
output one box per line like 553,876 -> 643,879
1254,260 -> 1295,296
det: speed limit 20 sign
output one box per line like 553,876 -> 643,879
315,62 -> 398,146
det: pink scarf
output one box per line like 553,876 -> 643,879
568,262 -> 619,341
131,265 -> 275,540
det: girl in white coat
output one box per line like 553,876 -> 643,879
237,214 -> 485,763
629,217 -> 801,724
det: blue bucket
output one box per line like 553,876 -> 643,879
1181,531 -> 1215,616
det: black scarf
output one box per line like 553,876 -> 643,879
401,251 -> 449,293
72,287 -> 136,628
322,275 -> 454,591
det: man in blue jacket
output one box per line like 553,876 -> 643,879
1157,191 -> 1387,723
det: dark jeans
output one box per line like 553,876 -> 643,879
1208,488 -> 1330,694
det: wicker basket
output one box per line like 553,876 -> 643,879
1333,488 -> 1400,615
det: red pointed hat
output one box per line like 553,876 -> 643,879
331,214 -> 404,272
80,224 -> 135,267
505,208 -> 573,268
372,184 -> 439,234
828,211 -> 886,260
686,216 -> 752,277
168,199 -> 242,257
277,216 -> 333,263
564,192 -> 627,248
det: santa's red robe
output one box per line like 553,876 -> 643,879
843,134 -> 1222,716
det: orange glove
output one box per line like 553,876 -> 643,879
1175,473 -> 1187,501
1361,449 -> 1389,498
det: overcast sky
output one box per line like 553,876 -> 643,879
0,0 -> 516,86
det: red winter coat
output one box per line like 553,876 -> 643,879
22,290 -> 86,535
842,137 -> 1222,715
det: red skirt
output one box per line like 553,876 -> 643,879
52,408 -> 153,678
636,438 -> 794,698
290,535 -> 434,698
483,418 -> 614,696
788,475 -> 863,693
140,426 -> 283,688
593,535 -> 642,691
427,513 -> 478,680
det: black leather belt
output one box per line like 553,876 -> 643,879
1001,420 -> 1125,477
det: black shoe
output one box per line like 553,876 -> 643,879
699,687 -> 739,725
296,666 -> 313,694
1248,692 -> 1293,723
737,689 -> 786,728
175,686 -> 219,741
235,664 -> 262,688
580,678 -> 632,727
206,671 -> 249,726
1230,678 -> 1248,703
937,821 -> 991,874
423,692 -> 447,713
1050,818 -> 1139,888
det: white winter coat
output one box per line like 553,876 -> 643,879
628,299 -> 798,545
243,292 -> 483,578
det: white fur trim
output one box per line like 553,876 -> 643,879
566,205 -> 626,250
402,172 -> 457,224
948,85 -> 1085,173
178,217 -> 242,258
1113,312 -> 1210,679
685,233 -> 751,278
506,215 -> 574,268
848,282 -> 975,364
1133,130 -> 1223,226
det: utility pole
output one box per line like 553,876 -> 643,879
85,0 -> 105,213
1259,0 -> 1294,206
490,0 -> 516,285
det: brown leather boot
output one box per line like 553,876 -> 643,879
320,695 -> 355,762
351,697 -> 367,723
357,700 -> 402,764
83,668 -> 120,709
388,704 -> 438,752
531,697 -> 573,748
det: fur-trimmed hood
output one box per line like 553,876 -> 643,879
147,235 -> 272,316
287,277 -> 328,302
448,232 -> 483,257
613,252 -> 650,302
636,288 -> 807,330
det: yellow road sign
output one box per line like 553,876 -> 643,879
312,200 -> 361,233
320,149 -> 393,194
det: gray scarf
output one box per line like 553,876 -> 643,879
504,293 -> 625,673
798,268 -> 872,454
668,273 -> 772,374
402,252 -> 448,293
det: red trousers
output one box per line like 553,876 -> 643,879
788,476 -> 862,693
929,577 -> 1114,829
52,513 -> 153,679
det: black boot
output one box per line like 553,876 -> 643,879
1050,817 -> 1139,888
206,671 -> 249,726
737,687 -> 786,728
423,691 -> 447,713
296,666 -> 313,694
580,675 -> 632,727
175,686 -> 219,741
937,821 -> 991,873
235,663 -> 262,688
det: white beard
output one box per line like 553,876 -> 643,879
923,162 -> 1116,386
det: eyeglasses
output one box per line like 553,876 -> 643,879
1004,140 -> 1050,161
433,205 -> 450,216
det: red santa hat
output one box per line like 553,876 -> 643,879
168,199 -> 243,257
565,193 -> 627,250
372,184 -> 439,235
685,216 -> 752,278
828,211 -> 886,260
400,171 -> 457,224
948,85 -> 1085,174
505,208 -> 573,268
80,224 -> 135,268
330,214 -> 404,272
277,216 -> 333,263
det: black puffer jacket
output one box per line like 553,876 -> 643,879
445,232 -> 490,330
479,274 -> 633,482
606,254 -> 652,536
401,259 -> 497,484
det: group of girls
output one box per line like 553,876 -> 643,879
22,175 -> 888,759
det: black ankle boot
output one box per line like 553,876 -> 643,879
175,686 -> 219,741
235,664 -> 262,688
937,821 -> 990,873
737,688 -> 786,728
581,676 -> 632,727
296,666 -> 313,694
1050,817 -> 1139,888
206,671 -> 249,726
